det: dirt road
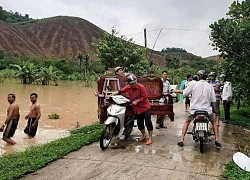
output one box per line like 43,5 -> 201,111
21,103 -> 239,180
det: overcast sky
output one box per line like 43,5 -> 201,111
0,0 -> 239,57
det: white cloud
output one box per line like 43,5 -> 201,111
0,0 -> 239,57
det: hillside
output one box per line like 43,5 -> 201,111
206,55 -> 223,62
0,16 -> 105,59
0,16 -> 165,65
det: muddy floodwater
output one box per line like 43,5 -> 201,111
0,81 -> 98,156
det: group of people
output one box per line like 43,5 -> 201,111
0,93 -> 41,145
174,70 -> 233,148
182,71 -> 233,124
111,67 -> 232,148
1,68 -> 232,149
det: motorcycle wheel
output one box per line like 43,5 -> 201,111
100,123 -> 115,150
199,137 -> 204,153
124,118 -> 135,139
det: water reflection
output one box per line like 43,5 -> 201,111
0,81 -> 98,156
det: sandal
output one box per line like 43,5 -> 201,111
177,141 -> 184,147
146,139 -> 153,145
215,141 -> 221,148
138,137 -> 146,142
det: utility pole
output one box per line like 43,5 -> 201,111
144,28 -> 147,59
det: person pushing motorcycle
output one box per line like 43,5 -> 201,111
108,74 -> 153,145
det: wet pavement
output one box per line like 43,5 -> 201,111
20,102 -> 242,180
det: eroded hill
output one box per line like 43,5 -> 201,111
0,16 -> 165,65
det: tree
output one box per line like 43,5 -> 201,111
77,53 -> 83,72
93,28 -> 147,75
0,48 -> 4,60
11,62 -> 37,84
0,69 -> 15,83
209,0 -> 250,106
76,53 -> 91,74
0,6 -> 33,24
38,66 -> 59,85
161,47 -> 187,54
164,54 -> 180,69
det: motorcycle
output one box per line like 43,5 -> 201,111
187,110 -> 212,153
99,95 -> 135,150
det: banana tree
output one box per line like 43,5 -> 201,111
11,62 -> 37,84
38,66 -> 59,85
0,69 -> 15,83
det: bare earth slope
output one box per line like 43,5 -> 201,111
0,16 -> 104,59
0,16 -> 165,64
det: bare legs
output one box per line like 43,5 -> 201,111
179,121 -> 191,143
211,121 -> 219,142
178,120 -> 221,147
2,137 -> 16,145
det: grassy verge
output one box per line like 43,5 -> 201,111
221,105 -> 250,129
221,105 -> 250,179
0,123 -> 104,180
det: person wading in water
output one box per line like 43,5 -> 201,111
0,94 -> 20,145
24,93 -> 41,138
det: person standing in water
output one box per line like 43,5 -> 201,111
0,94 -> 20,145
24,93 -> 41,138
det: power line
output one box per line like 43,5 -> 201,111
148,28 -> 162,61
125,27 -> 210,37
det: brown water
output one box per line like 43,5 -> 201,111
0,81 -> 98,156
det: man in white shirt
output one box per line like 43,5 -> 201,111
220,74 -> 233,123
173,70 -> 221,148
156,70 -> 172,129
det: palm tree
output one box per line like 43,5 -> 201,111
83,54 -> 90,74
77,53 -> 91,74
77,53 -> 83,72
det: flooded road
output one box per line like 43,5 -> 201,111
21,102 -> 246,180
0,81 -> 98,156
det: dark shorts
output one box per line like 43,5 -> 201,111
3,119 -> 18,138
212,100 -> 220,116
136,109 -> 153,131
186,113 -> 214,122
24,118 -> 38,137
185,96 -> 190,105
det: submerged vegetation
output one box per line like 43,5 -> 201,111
0,55 -> 103,87
48,113 -> 60,119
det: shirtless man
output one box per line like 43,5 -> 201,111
24,93 -> 41,138
0,94 -> 20,145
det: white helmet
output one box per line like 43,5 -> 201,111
115,67 -> 123,75
127,74 -> 137,84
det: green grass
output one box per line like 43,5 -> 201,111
222,162 -> 250,180
221,105 -> 250,179
0,123 -> 104,180
221,105 -> 250,129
